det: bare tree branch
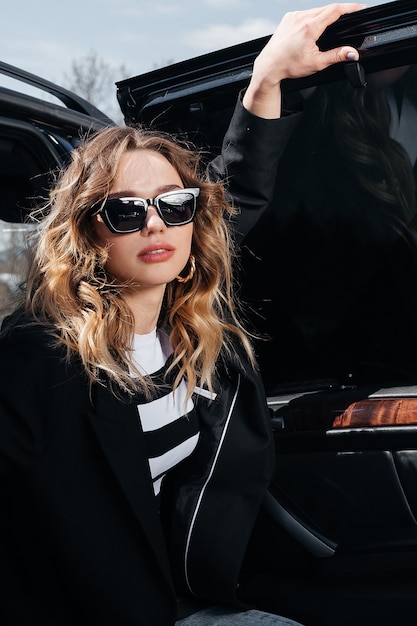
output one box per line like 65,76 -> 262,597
63,50 -> 129,123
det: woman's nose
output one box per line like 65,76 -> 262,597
143,206 -> 166,232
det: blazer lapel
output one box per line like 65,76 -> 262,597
87,383 -> 174,591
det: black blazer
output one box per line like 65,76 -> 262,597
0,101 -> 298,626
0,323 -> 176,625
0,321 -> 274,625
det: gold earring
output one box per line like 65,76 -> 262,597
176,255 -> 196,283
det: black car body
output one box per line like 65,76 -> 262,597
2,0 -> 417,623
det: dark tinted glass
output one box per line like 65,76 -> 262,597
157,192 -> 196,224
104,199 -> 147,232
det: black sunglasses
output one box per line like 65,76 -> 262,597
91,187 -> 200,234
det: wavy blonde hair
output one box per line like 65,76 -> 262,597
25,125 -> 254,398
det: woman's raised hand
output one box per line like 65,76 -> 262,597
243,3 -> 366,118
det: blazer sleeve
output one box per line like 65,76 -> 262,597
208,92 -> 302,244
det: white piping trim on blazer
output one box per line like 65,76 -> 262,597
184,373 -> 241,594
193,386 -> 217,401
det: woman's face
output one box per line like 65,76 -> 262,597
93,149 -> 194,293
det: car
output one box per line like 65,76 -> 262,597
0,62 -> 114,318
116,1 -> 417,624
2,0 -> 417,623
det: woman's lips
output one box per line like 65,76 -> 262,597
138,245 -> 175,263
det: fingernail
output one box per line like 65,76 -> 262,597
347,52 -> 357,60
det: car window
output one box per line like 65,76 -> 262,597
240,63 -> 417,396
0,220 -> 33,321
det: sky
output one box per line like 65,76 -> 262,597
2,0 -> 392,118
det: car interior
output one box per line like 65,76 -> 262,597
0,121 -> 59,221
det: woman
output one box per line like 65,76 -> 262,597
0,5 -> 363,625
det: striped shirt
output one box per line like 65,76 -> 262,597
132,329 -> 200,496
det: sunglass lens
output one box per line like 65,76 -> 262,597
159,193 -> 195,225
105,199 -> 147,232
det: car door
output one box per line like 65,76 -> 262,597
117,2 -> 417,624
0,62 -> 114,320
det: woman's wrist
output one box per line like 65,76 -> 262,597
242,66 -> 284,119
242,83 -> 282,120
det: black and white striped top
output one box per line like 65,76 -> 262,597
132,329 -> 200,496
